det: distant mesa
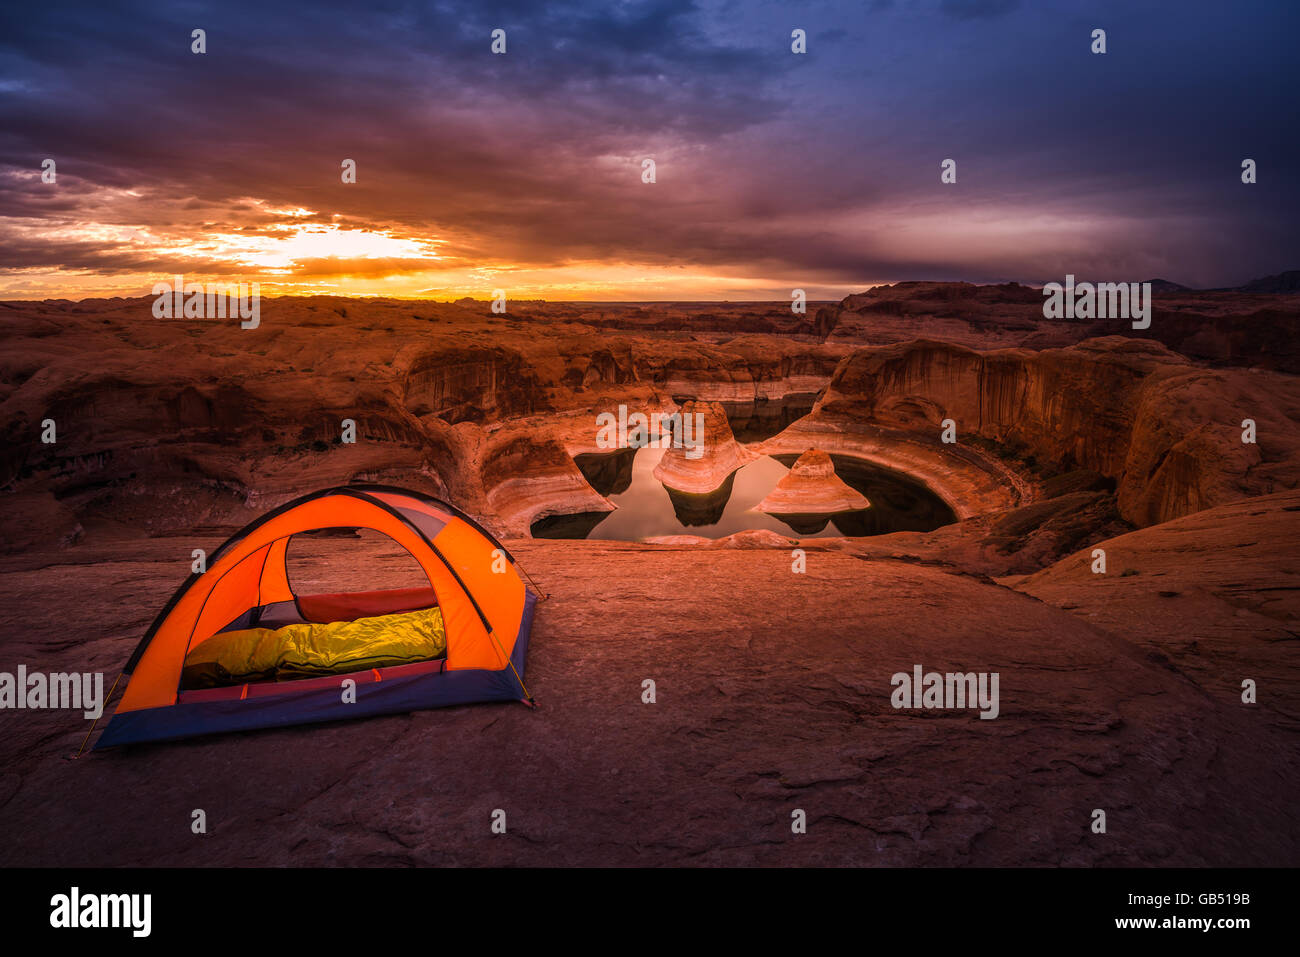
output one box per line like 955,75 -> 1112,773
1237,270 -> 1300,294
757,449 -> 871,515
652,399 -> 757,495
1142,278 -> 1193,293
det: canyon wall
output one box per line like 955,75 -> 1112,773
822,281 -> 1300,372
816,337 -> 1300,525
0,297 -> 845,548
5,290 -> 1298,548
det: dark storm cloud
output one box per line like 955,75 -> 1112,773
0,0 -> 1297,293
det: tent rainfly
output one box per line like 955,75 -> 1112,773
93,485 -> 537,749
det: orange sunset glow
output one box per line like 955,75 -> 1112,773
3,2 -> 1294,302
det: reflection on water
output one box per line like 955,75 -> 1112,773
531,447 -> 956,541
664,474 -> 735,526
771,453 -> 956,535
577,446 -> 636,497
712,394 -> 819,443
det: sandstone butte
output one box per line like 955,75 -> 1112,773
756,448 -> 871,514
651,398 -> 758,495
0,285 -> 1298,866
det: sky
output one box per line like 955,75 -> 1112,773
1,0 -> 1297,300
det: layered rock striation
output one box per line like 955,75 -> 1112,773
756,449 -> 870,515
813,337 -> 1300,526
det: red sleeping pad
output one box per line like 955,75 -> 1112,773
296,586 -> 438,623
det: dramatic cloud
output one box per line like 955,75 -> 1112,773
0,0 -> 1296,298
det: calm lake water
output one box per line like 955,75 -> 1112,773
531,446 -> 956,541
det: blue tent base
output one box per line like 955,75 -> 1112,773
95,590 -> 536,750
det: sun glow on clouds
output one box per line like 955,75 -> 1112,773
193,222 -> 442,274
0,194 -> 450,297
165,200 -> 443,274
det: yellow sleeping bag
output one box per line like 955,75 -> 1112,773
181,606 -> 446,689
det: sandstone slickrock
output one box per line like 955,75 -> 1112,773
1007,488 -> 1300,732
0,530 -> 1295,866
756,449 -> 870,515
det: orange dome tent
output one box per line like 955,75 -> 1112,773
93,485 -> 537,749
